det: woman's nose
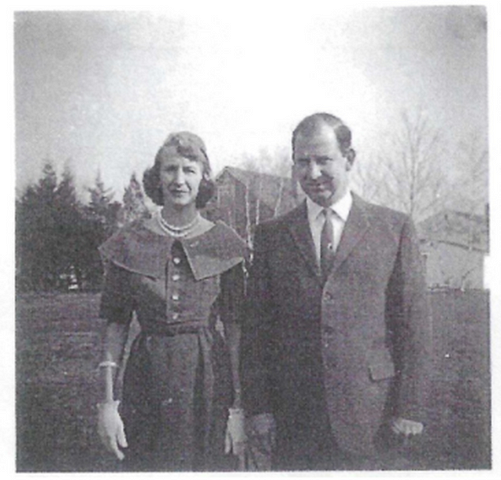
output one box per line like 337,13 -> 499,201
173,169 -> 185,184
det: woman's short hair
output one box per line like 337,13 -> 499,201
143,132 -> 216,209
292,112 -> 356,163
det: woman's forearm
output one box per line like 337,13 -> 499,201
224,323 -> 242,409
100,322 -> 129,403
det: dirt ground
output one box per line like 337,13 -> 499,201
15,291 -> 490,472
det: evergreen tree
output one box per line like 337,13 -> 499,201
16,161 -> 99,291
118,172 -> 150,227
83,172 -> 122,289
54,164 -> 79,287
16,161 -> 60,290
86,171 -> 121,236
16,162 -> 152,292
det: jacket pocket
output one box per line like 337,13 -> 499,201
368,361 -> 395,381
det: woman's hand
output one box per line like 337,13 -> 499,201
97,400 -> 128,460
390,417 -> 424,436
225,407 -> 246,468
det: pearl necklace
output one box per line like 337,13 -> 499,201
157,211 -> 200,238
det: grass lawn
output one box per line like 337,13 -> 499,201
16,291 -> 490,471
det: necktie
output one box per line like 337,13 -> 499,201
320,209 -> 336,280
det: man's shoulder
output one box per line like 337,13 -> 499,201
255,202 -> 305,233
251,203 -> 305,252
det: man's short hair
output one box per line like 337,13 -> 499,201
292,112 -> 356,161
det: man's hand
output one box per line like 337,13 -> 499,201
245,413 -> 276,470
97,400 -> 128,460
390,417 -> 424,437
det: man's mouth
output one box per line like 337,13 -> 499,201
307,183 -> 328,191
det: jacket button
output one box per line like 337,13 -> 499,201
172,274 -> 180,281
324,292 -> 333,301
173,257 -> 181,265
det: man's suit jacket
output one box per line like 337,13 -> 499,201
241,194 -> 432,458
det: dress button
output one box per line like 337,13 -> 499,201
173,257 -> 181,265
172,293 -> 179,301
172,312 -> 179,320
172,274 -> 180,281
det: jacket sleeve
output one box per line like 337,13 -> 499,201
386,216 -> 433,422
218,260 -> 246,325
240,224 -> 274,416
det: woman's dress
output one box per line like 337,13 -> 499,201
98,218 -> 247,471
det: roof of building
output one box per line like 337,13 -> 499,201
216,166 -> 300,214
417,208 -> 489,253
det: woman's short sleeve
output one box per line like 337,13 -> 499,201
218,261 -> 246,325
99,261 -> 135,325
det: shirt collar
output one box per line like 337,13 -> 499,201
306,190 -> 353,224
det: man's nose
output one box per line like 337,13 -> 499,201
308,162 -> 322,179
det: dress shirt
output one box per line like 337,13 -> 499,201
306,190 -> 353,264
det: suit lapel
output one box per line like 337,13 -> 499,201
329,194 -> 370,276
287,202 -> 323,283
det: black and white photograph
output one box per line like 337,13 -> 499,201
4,1 -> 500,475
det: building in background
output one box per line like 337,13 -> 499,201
204,166 -> 303,247
417,207 -> 489,290
206,167 -> 490,291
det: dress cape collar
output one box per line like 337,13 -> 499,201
99,220 -> 247,280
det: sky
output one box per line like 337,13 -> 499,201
14,3 -> 490,201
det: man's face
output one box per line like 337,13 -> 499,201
293,124 -> 353,207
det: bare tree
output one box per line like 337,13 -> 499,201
243,177 -> 252,248
238,148 -> 289,243
447,134 -> 488,216
362,110 -> 450,223
239,146 -> 291,178
350,157 -> 387,206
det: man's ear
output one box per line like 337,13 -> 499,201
345,149 -> 356,171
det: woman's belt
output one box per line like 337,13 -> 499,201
140,320 -> 209,336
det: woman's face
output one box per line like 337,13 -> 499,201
159,147 -> 204,209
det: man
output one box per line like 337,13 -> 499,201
241,113 -> 432,470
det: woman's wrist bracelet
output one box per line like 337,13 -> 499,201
98,360 -> 118,369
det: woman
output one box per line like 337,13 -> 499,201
96,132 -> 246,471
